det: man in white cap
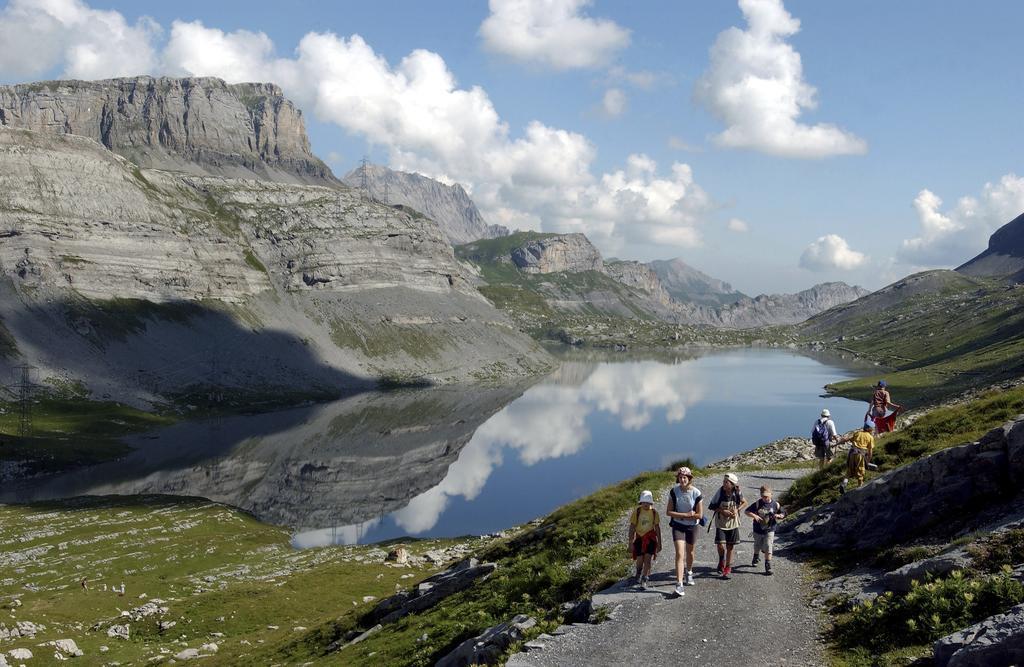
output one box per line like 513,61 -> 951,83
812,409 -> 838,470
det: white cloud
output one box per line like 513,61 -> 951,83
727,218 -> 749,233
695,0 -> 866,158
0,0 -> 159,80
900,174 -> 1024,266
601,88 -> 627,117
800,234 -> 867,271
479,0 -> 630,70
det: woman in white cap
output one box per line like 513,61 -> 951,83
665,467 -> 702,596
708,473 -> 746,580
812,409 -> 838,470
628,489 -> 662,589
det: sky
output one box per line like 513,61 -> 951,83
0,0 -> 1022,294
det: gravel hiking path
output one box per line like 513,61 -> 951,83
508,470 -> 825,667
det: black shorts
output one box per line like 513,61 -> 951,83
715,527 -> 740,545
672,524 -> 698,545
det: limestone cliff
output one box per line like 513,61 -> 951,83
511,234 -> 604,274
341,164 -> 508,245
603,260 -> 674,308
0,81 -> 550,405
0,76 -> 335,185
678,282 -> 872,329
648,258 -> 747,307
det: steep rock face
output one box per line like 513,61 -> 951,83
957,211 -> 1024,281
511,234 -> 604,274
0,77 -> 335,185
648,258 -> 747,306
341,164 -> 507,245
604,260 -> 673,307
0,127 -> 549,402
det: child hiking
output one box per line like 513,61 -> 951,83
665,467 -> 702,596
812,409 -> 838,470
627,490 -> 662,589
744,485 -> 785,576
838,421 -> 875,493
708,473 -> 746,580
866,380 -> 903,434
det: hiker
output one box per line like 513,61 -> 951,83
708,473 -> 746,580
866,380 -> 903,434
745,485 -> 785,576
627,490 -> 662,590
666,466 -> 702,596
812,409 -> 838,469
838,421 -> 875,492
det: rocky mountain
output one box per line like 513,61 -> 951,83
341,164 -> 508,245
648,258 -> 747,306
0,78 -> 550,407
957,211 -> 1024,281
458,232 -> 868,330
0,76 -> 336,185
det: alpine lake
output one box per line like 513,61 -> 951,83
1,347 -> 871,548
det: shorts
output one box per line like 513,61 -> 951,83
753,531 -> 775,555
715,527 -> 740,545
672,524 -> 698,545
632,532 -> 658,558
814,442 -> 835,459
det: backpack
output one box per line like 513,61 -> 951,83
811,419 -> 830,447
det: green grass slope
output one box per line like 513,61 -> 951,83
799,270 -> 1024,403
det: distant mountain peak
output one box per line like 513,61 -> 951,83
341,164 -> 509,245
648,257 -> 747,307
957,211 -> 1024,280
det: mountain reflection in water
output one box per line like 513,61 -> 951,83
2,349 -> 869,547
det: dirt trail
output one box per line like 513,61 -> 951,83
508,470 -> 825,667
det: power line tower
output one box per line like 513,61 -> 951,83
14,364 -> 35,438
359,156 -> 373,201
382,180 -> 390,223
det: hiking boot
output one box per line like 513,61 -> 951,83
765,561 -> 773,576
674,582 -> 686,597
751,554 -> 760,566
721,566 -> 731,580
685,571 -> 695,586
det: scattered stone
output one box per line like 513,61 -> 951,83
158,621 -> 177,632
7,649 -> 31,660
435,615 -> 536,667
361,596 -> 376,603
107,624 -> 130,640
174,648 -> 200,661
385,547 -> 409,564
200,643 -> 218,653
99,646 -> 109,653
292,627 -> 306,632
52,639 -> 83,657
266,625 -> 279,630
423,550 -> 446,564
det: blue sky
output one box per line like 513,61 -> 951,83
1,0 -> 1021,294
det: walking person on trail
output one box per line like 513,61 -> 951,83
665,467 -> 702,596
838,421 -> 875,493
811,409 -> 838,470
707,473 -> 746,580
744,485 -> 785,576
866,380 -> 903,434
627,490 -> 662,590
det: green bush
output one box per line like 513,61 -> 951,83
833,570 -> 1024,652
969,529 -> 1024,573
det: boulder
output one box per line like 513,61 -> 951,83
882,548 -> 973,592
106,623 -> 130,640
435,615 -> 537,667
934,602 -> 1024,666
385,547 -> 409,564
7,648 -> 31,660
53,639 -> 83,657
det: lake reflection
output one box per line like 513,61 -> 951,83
1,348 -> 869,547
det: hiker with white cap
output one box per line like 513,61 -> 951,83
707,473 -> 746,580
627,489 -> 662,589
812,409 -> 839,470
665,467 -> 702,596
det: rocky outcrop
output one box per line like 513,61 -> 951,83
0,77 -> 335,185
341,164 -> 507,245
511,234 -> 604,274
648,258 -> 746,307
934,602 -> 1024,667
0,119 -> 549,402
957,211 -> 1024,281
364,558 -> 497,627
708,437 -> 816,469
603,261 -> 673,307
781,416 -> 1024,551
436,614 -> 536,667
